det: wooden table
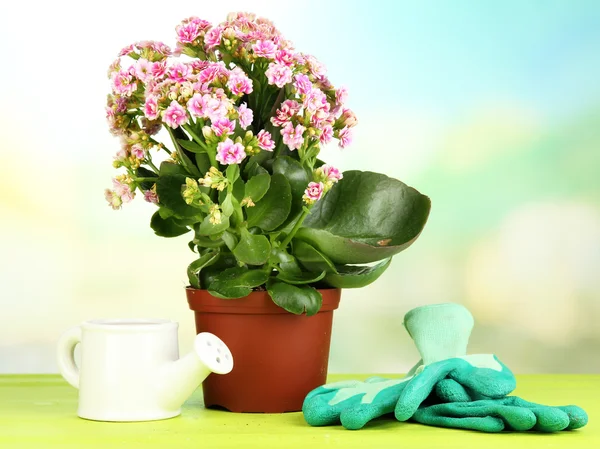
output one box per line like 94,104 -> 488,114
1,374 -> 598,448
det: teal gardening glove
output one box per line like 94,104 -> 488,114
396,305 -> 588,432
303,303 -> 516,430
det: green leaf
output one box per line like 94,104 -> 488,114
221,231 -> 238,251
208,267 -> 270,299
246,173 -> 292,231
136,167 -> 157,190
158,207 -> 174,219
296,171 -> 431,264
267,280 -> 323,316
272,156 -> 311,224
232,177 -> 245,201
226,164 -> 240,183
177,139 -> 205,153
159,161 -> 188,176
233,230 -> 271,265
195,153 -> 211,175
150,211 -> 191,237
200,253 -> 237,289
324,258 -> 392,289
221,194 -> 234,217
277,270 -> 326,285
187,252 -> 220,289
156,174 -> 201,218
198,215 -> 230,236
244,173 -> 271,203
293,240 -> 338,274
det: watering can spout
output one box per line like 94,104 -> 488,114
156,332 -> 233,412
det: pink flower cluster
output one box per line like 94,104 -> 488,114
105,12 -> 357,210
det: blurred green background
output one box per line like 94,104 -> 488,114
1,0 -> 599,373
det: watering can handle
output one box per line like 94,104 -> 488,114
57,326 -> 82,389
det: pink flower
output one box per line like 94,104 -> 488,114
144,95 -> 159,120
190,59 -> 210,72
151,60 -> 167,78
114,97 -> 128,113
176,21 -> 201,44
237,103 -> 253,129
203,95 -> 229,121
216,139 -> 246,165
275,49 -> 296,66
320,124 -> 333,144
338,126 -> 352,148
303,182 -> 324,204
304,88 -> 328,114
131,144 -> 145,159
105,189 -> 122,210
256,130 -> 275,151
335,86 -> 348,105
253,40 -> 277,58
294,73 -> 312,95
204,27 -> 222,49
271,99 -> 301,126
144,189 -> 159,204
135,58 -> 152,82
321,164 -> 343,182
265,62 -> 292,88
187,93 -> 205,117
163,100 -> 188,129
211,118 -> 236,136
112,71 -> 137,97
118,44 -> 135,57
112,179 -> 134,202
150,41 -> 172,57
281,122 -> 305,151
227,68 -> 253,95
198,62 -> 228,84
167,63 -> 191,83
341,108 -> 358,128
305,55 -> 326,78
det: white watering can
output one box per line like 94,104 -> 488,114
57,319 -> 233,422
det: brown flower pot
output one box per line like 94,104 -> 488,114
186,288 -> 341,413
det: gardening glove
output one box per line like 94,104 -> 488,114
412,396 -> 588,432
302,376 -> 412,430
394,303 -> 517,421
303,303 -> 514,430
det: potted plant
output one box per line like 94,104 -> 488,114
104,12 -> 431,413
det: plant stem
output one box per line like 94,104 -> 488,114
145,158 -> 159,173
183,124 -> 217,167
280,208 -> 311,249
134,177 -> 159,182
166,126 -> 195,174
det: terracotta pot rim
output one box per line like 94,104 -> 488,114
186,287 -> 341,315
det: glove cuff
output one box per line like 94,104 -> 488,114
404,303 -> 474,365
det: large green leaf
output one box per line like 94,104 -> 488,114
156,174 -> 201,218
267,279 -> 323,316
277,270 -> 326,285
177,139 -> 205,153
272,156 -> 311,225
150,211 -> 191,237
295,171 -> 431,264
232,230 -> 271,265
244,173 -> 271,203
208,267 -> 270,299
293,240 -> 338,274
246,173 -> 292,231
136,167 -> 157,190
324,258 -> 392,288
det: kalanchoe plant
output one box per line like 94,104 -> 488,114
105,12 -> 431,316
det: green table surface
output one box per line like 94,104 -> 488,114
0,374 -> 598,449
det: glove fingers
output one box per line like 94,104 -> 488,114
340,402 -> 394,430
413,407 -> 505,433
435,379 -> 472,402
450,355 -> 516,398
303,383 -> 364,427
558,405 -> 588,430
394,361 -> 457,421
530,407 -> 570,432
